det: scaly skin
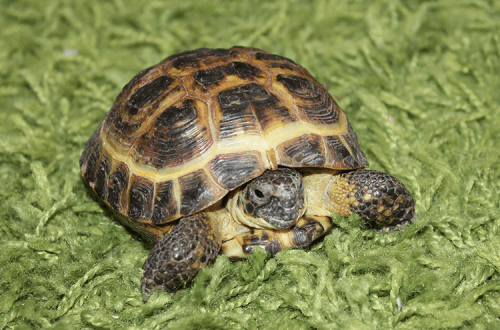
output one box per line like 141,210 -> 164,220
221,215 -> 335,258
334,170 -> 415,230
221,169 -> 415,259
141,168 -> 416,298
141,213 -> 221,299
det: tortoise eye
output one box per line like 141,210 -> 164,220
254,189 -> 265,198
248,187 -> 269,204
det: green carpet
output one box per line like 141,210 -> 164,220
1,0 -> 500,328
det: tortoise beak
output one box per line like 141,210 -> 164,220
255,196 -> 303,229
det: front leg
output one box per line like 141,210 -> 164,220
141,213 -> 222,299
328,169 -> 416,230
221,215 -> 335,259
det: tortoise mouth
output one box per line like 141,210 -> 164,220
253,197 -> 303,229
264,217 -> 297,230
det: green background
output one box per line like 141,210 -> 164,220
1,0 -> 500,328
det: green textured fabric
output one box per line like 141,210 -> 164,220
1,0 -> 499,328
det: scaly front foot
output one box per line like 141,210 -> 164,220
330,169 -> 415,230
221,215 -> 334,259
141,213 -> 221,300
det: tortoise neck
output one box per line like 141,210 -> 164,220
301,169 -> 345,217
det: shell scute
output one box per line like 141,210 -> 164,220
216,83 -> 295,139
128,175 -> 155,220
164,47 -> 247,74
193,67 -> 226,87
125,76 -> 174,116
168,48 -> 234,70
277,134 -> 326,167
107,162 -> 130,212
275,74 -> 339,125
188,61 -> 268,99
152,180 -> 177,224
324,135 -> 357,168
222,61 -> 263,80
179,170 -> 226,216
104,69 -> 185,148
132,98 -> 213,169
207,151 -> 266,190
94,154 -> 111,200
216,84 -> 266,139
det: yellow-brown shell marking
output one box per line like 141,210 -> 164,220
80,46 -> 368,225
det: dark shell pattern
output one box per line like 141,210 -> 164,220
80,46 -> 368,226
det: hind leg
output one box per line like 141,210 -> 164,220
221,215 -> 334,259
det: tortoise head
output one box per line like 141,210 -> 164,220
235,168 -> 306,229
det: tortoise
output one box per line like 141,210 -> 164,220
80,46 -> 415,299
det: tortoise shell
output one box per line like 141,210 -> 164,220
80,46 -> 368,226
